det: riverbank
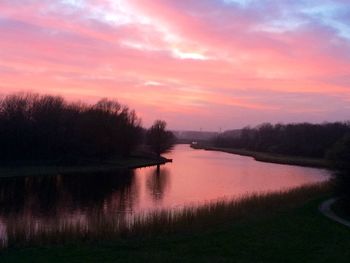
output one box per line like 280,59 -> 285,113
0,157 -> 172,178
191,144 -> 330,169
1,183 -> 350,262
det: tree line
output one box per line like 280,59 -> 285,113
213,122 -> 350,212
213,122 -> 350,158
0,93 -> 174,163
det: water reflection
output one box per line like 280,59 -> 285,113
146,165 -> 170,203
0,170 -> 137,216
0,144 -> 331,246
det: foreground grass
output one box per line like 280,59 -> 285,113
332,198 -> 350,222
192,145 -> 330,168
0,157 -> 170,178
2,183 -> 350,262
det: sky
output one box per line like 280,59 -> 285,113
0,0 -> 350,131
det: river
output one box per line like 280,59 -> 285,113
0,144 -> 331,245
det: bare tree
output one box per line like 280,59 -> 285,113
146,120 -> 175,158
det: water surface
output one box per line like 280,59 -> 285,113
0,144 -> 330,244
136,144 -> 330,210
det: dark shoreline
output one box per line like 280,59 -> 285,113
0,157 -> 172,178
191,144 -> 331,169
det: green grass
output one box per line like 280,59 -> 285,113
192,145 -> 330,168
2,183 -> 350,262
0,157 -> 170,178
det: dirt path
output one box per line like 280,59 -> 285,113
319,198 -> 350,228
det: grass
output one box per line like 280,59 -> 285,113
192,145 -> 330,168
2,182 -> 350,262
0,157 -> 170,178
332,198 -> 350,221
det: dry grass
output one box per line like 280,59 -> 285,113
2,182 -> 330,248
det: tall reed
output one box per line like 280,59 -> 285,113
2,182 -> 330,248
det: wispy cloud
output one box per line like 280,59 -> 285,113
0,0 -> 349,129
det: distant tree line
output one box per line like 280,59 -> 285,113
213,122 -> 350,158
213,122 -> 350,210
0,93 -> 174,163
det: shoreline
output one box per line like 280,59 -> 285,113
0,157 -> 172,178
191,144 -> 331,169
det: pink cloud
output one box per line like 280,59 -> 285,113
0,0 -> 349,130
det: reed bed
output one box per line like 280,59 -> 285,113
2,182 -> 330,249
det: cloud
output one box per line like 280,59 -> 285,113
0,0 -> 349,130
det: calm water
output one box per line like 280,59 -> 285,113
0,144 -> 330,244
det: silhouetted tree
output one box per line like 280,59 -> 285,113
146,120 -> 175,158
0,93 -> 143,162
213,122 -> 350,158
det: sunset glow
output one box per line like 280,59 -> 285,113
1,0 -> 349,130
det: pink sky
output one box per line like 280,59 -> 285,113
0,0 -> 349,130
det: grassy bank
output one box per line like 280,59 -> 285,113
3,182 -> 350,262
192,145 -> 330,168
332,198 -> 350,221
0,157 -> 171,178
2,183 -> 328,248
